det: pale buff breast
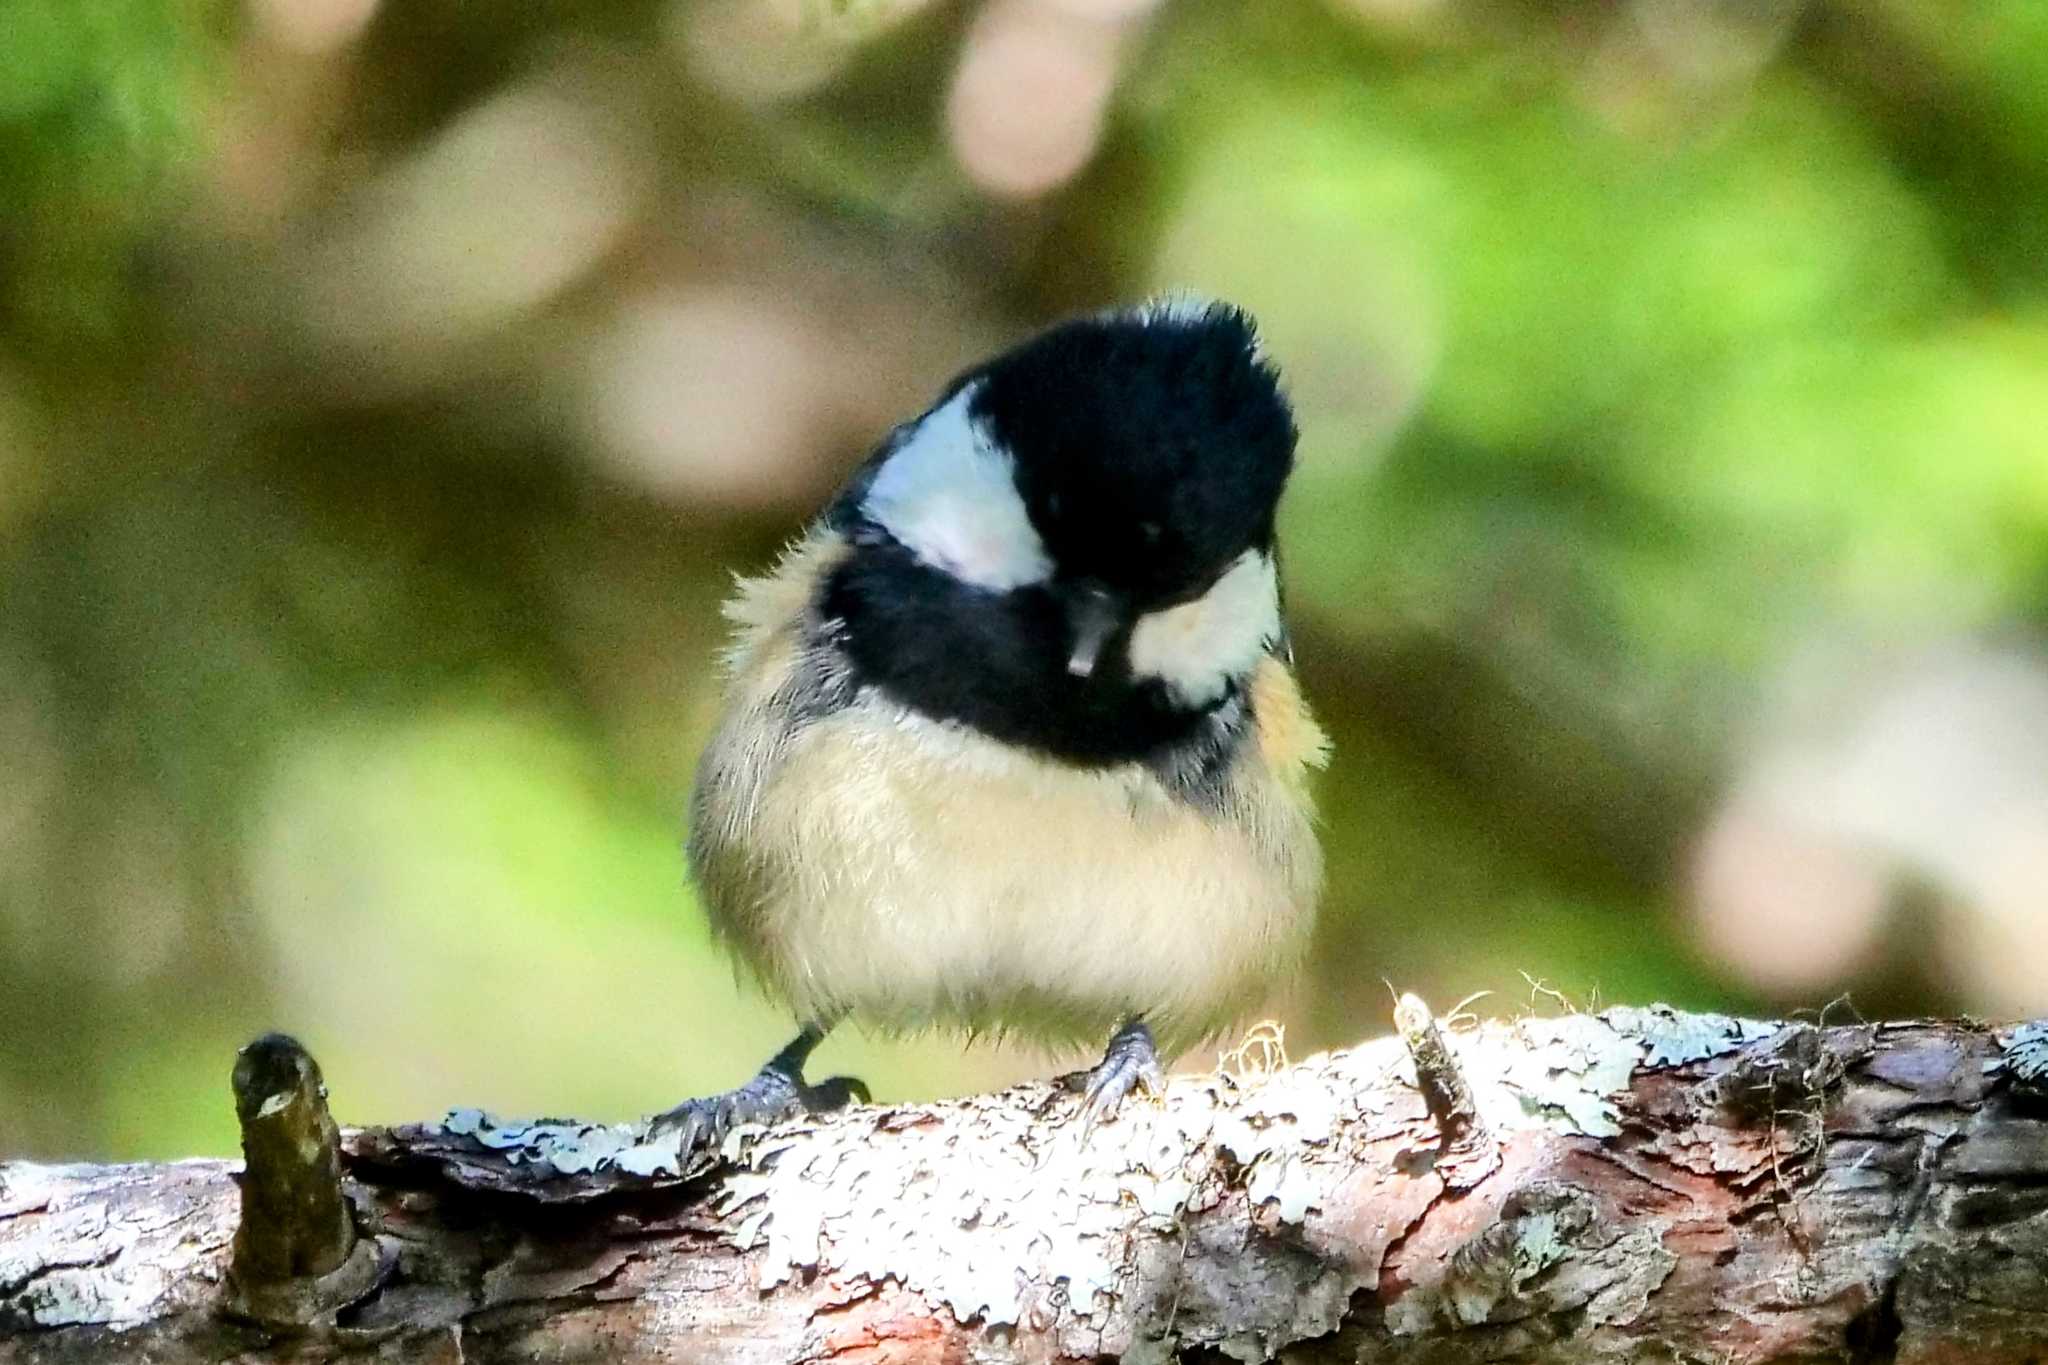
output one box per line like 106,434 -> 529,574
686,532 -> 1327,1051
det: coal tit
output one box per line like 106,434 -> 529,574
656,298 -> 1327,1149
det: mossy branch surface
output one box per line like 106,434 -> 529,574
3,1007 -> 2047,1363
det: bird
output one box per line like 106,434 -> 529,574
654,297 -> 1328,1152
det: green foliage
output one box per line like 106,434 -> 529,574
0,0 -> 230,345
3,0 -> 2044,1159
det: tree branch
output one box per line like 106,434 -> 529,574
4,1006 -> 2047,1362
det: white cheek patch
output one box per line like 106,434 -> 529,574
1128,551 -> 1281,708
862,384 -> 1052,592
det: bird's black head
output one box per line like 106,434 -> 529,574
968,299 -> 1297,611
825,297 -> 1299,771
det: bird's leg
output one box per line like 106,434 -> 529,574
1078,1015 -> 1167,1126
648,1022 -> 867,1152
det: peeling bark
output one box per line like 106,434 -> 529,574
4,1007 -> 2047,1363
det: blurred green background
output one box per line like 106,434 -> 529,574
4,0 -> 2046,1161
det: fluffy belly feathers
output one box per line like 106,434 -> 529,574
689,691 -> 1321,1050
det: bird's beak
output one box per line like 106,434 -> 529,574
1065,585 -> 1120,679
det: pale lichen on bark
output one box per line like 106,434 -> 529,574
0,1160 -> 237,1333
2003,1021 -> 2048,1098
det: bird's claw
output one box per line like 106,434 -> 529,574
1076,1018 -> 1166,1135
649,1068 -> 868,1155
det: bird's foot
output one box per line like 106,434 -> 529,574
647,1028 -> 867,1155
1072,1017 -> 1166,1131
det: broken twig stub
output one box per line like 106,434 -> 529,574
1395,991 -> 1485,1145
222,1033 -> 380,1328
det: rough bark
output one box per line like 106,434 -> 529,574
4,1006 -> 2048,1363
